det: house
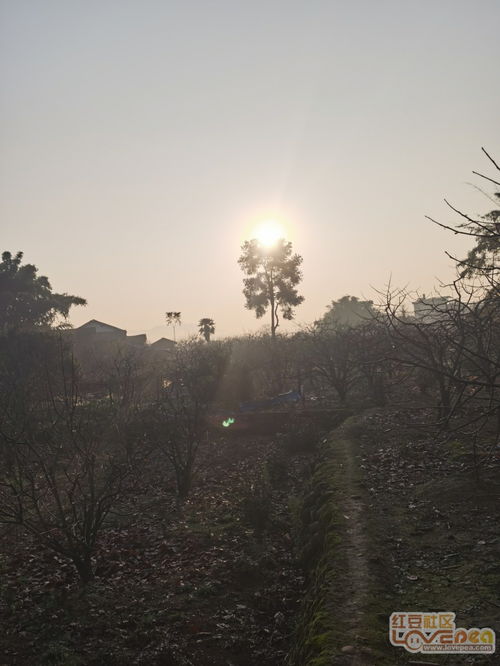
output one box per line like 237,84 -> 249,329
75,319 -> 126,339
150,337 -> 176,352
74,321 -> 177,352
127,334 -> 147,346
74,320 -> 146,346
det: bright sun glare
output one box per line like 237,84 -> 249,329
254,219 -> 286,247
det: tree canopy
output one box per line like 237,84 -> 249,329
427,147 -> 500,290
0,251 -> 86,333
165,311 -> 182,341
238,238 -> 304,338
317,295 -> 377,329
459,190 -> 500,281
198,317 -> 215,342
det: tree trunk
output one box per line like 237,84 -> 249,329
336,384 -> 347,404
74,551 -> 94,585
176,464 -> 193,501
270,290 -> 276,338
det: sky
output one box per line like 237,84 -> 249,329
1,0 -> 499,340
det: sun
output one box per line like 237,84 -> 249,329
254,219 -> 286,247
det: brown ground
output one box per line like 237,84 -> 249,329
345,408 -> 500,665
0,433 -> 312,666
2,408 -> 499,666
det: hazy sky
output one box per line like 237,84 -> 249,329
1,1 -> 499,340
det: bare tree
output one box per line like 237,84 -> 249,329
349,320 -> 391,406
0,336 -> 138,583
152,339 -> 230,499
417,148 -> 500,461
426,147 -> 500,295
305,324 -> 358,404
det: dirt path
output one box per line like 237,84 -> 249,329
332,431 -> 374,665
341,438 -> 371,664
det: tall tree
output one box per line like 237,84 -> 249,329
165,311 -> 181,341
0,251 -> 86,333
198,317 -> 215,342
151,339 -> 231,499
238,238 -> 304,338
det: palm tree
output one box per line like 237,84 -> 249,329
198,317 -> 215,342
165,311 -> 181,341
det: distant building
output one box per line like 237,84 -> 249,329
74,319 -> 126,341
127,334 -> 147,346
413,296 -> 453,323
74,320 -> 146,346
73,321 -> 178,352
150,337 -> 176,352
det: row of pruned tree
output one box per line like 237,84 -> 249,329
378,150 -> 500,460
0,324 -> 231,583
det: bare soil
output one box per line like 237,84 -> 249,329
0,434 -> 312,666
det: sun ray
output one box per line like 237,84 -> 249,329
254,219 -> 286,247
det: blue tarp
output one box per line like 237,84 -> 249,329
239,390 -> 302,413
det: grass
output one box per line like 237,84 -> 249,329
288,432 -> 352,666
